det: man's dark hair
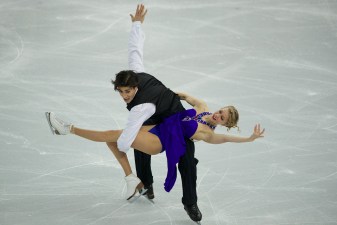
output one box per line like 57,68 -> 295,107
111,70 -> 139,90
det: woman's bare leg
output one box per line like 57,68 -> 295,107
46,112 -> 156,199
71,126 -> 162,155
70,126 -> 162,173
71,127 -> 145,199
71,126 -> 121,142
106,142 -> 132,176
131,130 -> 162,155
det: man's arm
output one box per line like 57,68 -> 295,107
128,4 -> 148,73
117,103 -> 155,153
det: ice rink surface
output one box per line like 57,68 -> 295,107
1,0 -> 337,224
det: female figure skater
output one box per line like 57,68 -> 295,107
45,92 -> 265,200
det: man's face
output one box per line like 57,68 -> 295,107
117,86 -> 138,103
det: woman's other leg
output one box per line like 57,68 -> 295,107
106,142 -> 143,200
106,142 -> 132,176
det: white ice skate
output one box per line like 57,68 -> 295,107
45,112 -> 72,135
125,173 -> 147,201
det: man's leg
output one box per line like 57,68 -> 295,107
134,149 -> 154,199
178,139 -> 202,222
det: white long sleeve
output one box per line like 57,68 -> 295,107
117,103 -> 155,153
128,21 -> 145,73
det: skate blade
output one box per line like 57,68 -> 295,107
127,188 -> 148,203
45,112 -> 55,135
143,195 -> 155,204
139,187 -> 147,195
127,192 -> 142,203
45,112 -> 61,135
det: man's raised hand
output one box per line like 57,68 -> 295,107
130,4 -> 148,23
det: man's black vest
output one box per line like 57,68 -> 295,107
126,73 -> 185,125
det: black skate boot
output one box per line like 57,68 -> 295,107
142,184 -> 154,199
184,202 -> 202,222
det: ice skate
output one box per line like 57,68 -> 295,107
141,184 -> 154,200
184,203 -> 202,223
125,173 -> 147,201
45,112 -> 73,135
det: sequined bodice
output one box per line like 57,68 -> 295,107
182,111 -> 216,130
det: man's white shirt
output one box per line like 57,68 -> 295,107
117,21 -> 156,153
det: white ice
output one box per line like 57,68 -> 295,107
1,0 -> 337,224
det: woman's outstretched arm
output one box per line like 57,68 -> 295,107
197,124 -> 265,144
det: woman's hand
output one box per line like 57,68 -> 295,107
249,124 -> 265,141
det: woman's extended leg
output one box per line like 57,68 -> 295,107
72,127 -> 121,142
71,127 -> 162,155
46,111 -> 163,154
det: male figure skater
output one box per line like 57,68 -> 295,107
109,4 -> 201,222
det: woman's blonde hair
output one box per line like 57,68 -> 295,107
224,106 -> 239,131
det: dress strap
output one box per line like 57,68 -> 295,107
192,112 -> 216,130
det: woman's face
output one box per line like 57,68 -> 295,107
211,107 -> 229,126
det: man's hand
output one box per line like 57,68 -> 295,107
130,4 -> 148,23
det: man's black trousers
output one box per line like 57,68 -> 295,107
134,138 -> 198,205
